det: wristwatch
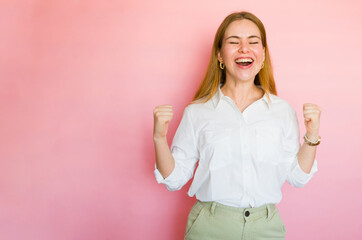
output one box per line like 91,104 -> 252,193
304,135 -> 321,146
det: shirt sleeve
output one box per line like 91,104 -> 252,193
284,107 -> 318,188
154,106 -> 199,191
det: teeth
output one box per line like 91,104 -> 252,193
236,58 -> 253,63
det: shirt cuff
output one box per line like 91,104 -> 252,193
154,164 -> 177,184
292,158 -> 318,185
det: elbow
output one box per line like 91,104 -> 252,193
287,158 -> 318,188
286,174 -> 311,188
287,177 -> 310,188
165,184 -> 183,192
292,181 -> 307,188
163,169 -> 193,192
155,162 -> 194,192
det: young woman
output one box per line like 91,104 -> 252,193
153,11 -> 321,240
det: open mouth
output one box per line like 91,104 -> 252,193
235,58 -> 254,66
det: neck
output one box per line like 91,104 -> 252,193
221,79 -> 263,105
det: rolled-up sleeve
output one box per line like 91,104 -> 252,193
154,106 -> 199,191
283,107 -> 318,188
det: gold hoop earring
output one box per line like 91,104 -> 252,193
219,62 -> 225,70
261,62 -> 264,69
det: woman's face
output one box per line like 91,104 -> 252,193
218,19 -> 265,84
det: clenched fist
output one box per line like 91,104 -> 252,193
303,103 -> 322,139
153,105 -> 173,140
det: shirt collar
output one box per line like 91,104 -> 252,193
211,84 -> 272,110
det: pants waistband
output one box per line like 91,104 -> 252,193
195,200 -> 277,222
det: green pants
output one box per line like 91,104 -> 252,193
185,200 -> 286,240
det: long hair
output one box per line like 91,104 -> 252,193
192,11 -> 277,103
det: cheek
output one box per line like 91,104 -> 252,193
222,47 -> 238,60
252,48 -> 265,60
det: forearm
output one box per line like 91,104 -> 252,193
154,137 -> 175,179
297,132 -> 319,174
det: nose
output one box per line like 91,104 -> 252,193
238,42 -> 249,53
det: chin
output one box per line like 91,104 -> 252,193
237,75 -> 257,82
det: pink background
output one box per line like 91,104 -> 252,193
1,0 -> 361,239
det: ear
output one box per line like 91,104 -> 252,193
262,47 -> 265,62
217,51 -> 223,63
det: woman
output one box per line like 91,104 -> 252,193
153,11 -> 321,240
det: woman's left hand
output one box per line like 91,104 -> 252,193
303,103 -> 322,137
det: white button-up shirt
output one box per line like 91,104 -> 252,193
154,86 -> 318,208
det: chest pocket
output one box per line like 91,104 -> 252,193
253,126 -> 284,165
198,129 -> 234,169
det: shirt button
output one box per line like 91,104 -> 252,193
245,211 -> 250,217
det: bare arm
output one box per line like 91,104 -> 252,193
297,103 -> 322,173
153,105 -> 175,179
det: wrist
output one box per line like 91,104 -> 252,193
153,135 -> 167,143
306,132 -> 319,142
303,134 -> 321,146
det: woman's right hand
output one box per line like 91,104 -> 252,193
153,105 -> 173,140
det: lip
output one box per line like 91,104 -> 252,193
235,57 -> 254,61
235,61 -> 254,69
234,57 -> 255,69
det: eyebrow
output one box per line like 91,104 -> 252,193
225,35 -> 261,40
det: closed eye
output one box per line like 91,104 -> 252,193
229,42 -> 239,44
250,42 -> 259,44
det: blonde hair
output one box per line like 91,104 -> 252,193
192,11 -> 277,103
